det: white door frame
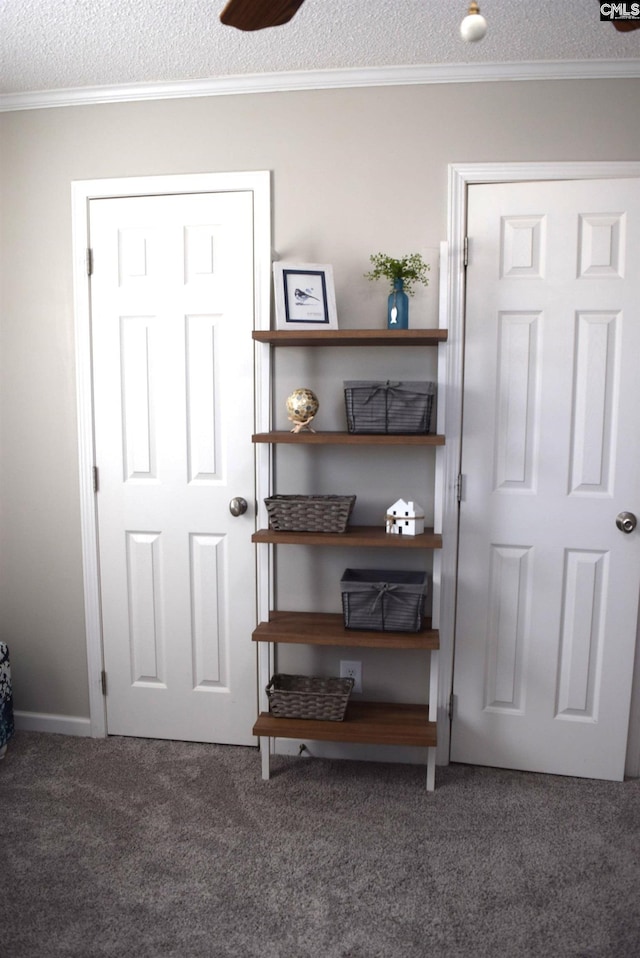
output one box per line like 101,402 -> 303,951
442,161 -> 640,772
71,171 -> 272,738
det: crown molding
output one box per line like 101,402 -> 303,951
1,59 -> 639,113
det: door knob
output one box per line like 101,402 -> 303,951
229,497 -> 248,517
616,511 -> 637,534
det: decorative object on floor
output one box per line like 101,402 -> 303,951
344,380 -> 436,434
460,1 -> 487,42
264,494 -> 356,533
0,642 -> 14,759
364,253 -> 430,329
286,387 -> 319,432
266,673 -> 354,721
385,498 -> 425,536
341,569 -> 429,633
273,262 -> 338,330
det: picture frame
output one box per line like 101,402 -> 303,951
273,262 -> 339,330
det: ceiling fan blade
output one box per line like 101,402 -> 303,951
220,0 -> 306,31
612,20 -> 640,30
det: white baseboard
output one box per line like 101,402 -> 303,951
10,715 -> 440,768
14,711 -> 92,737
274,738 -> 431,766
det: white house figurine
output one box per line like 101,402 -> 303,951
385,498 -> 425,536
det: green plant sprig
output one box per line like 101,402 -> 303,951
364,252 -> 430,297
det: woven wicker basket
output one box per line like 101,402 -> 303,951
265,494 -> 356,533
266,673 -> 354,721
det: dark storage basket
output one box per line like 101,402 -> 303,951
341,568 -> 428,633
265,494 -> 356,533
344,380 -> 436,434
266,673 -> 354,721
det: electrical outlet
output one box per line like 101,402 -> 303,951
340,659 -> 362,694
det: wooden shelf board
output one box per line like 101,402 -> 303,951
253,702 -> 436,747
253,431 -> 445,446
253,329 -> 448,347
252,525 -> 442,548
253,611 -> 439,649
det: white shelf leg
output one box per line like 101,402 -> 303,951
426,747 -> 436,792
427,647 -> 439,792
260,736 -> 271,780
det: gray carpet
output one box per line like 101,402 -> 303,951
1,732 -> 639,958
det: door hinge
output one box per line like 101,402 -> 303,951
456,473 -> 465,503
93,466 -> 99,493
463,236 -> 469,268
101,670 -> 107,696
448,692 -> 455,720
86,248 -> 93,276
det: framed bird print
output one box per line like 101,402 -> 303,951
273,262 -> 339,330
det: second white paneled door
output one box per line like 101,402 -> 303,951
90,192 -> 258,745
451,178 -> 640,781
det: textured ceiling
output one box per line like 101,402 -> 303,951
1,0 -> 639,96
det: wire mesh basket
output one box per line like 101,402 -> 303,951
264,494 -> 356,533
344,381 -> 436,434
266,673 -> 354,721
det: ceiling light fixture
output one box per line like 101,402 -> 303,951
460,1 -> 487,42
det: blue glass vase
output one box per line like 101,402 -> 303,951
387,279 -> 409,329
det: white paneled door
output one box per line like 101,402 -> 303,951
451,179 -> 640,780
90,192 -> 257,745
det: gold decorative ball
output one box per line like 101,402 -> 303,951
286,388 -> 319,423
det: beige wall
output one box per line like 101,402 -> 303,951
1,78 -> 639,721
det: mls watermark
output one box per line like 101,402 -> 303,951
600,2 -> 640,20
